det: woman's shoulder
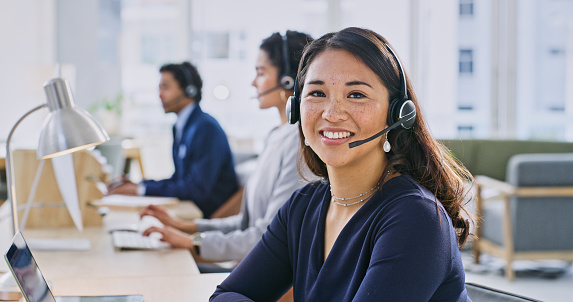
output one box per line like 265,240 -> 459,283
291,180 -> 328,199
383,175 -> 434,203
380,175 -> 446,219
285,181 -> 327,209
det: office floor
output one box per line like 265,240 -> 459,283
461,251 -> 573,301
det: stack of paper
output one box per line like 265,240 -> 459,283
90,195 -> 178,210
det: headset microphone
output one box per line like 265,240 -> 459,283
163,93 -> 186,108
348,105 -> 415,148
251,84 -> 282,99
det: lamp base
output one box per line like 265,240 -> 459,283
0,271 -> 22,300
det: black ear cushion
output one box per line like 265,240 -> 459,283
388,98 -> 416,129
387,98 -> 402,125
399,100 -> 416,129
185,85 -> 198,98
286,95 -> 300,124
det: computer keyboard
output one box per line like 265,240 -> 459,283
112,231 -> 170,250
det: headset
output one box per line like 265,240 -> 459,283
180,63 -> 198,98
279,33 -> 295,90
286,40 -> 417,149
253,32 -> 296,98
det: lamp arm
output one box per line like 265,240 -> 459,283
6,103 -> 48,235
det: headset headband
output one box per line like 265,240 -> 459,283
282,33 -> 292,79
382,42 -> 407,102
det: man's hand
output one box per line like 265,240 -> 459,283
107,181 -> 138,196
142,226 -> 193,249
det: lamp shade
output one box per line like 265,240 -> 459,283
37,78 -> 110,159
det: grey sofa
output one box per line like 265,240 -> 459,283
440,139 -> 573,181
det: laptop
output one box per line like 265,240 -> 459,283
4,231 -> 144,302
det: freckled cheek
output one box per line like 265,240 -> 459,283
300,103 -> 322,138
349,106 -> 389,133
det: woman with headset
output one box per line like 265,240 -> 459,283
140,31 -> 314,273
211,27 -> 473,301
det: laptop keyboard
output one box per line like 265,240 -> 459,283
112,231 -> 170,250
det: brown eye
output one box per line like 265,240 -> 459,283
348,92 -> 365,99
309,91 -> 326,97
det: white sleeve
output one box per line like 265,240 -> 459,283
199,133 -> 305,262
194,214 -> 243,234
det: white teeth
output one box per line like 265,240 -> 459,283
323,131 -> 351,139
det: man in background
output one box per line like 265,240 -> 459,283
108,62 -> 238,218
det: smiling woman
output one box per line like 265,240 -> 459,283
211,27 -> 475,302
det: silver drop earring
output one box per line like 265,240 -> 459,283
383,136 -> 391,153
304,139 -> 310,146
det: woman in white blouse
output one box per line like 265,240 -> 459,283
140,30 -> 314,272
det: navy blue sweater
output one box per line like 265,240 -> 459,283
211,175 -> 470,301
143,106 -> 238,217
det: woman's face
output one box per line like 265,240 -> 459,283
300,49 -> 390,170
252,49 -> 284,110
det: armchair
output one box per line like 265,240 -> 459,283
474,153 -> 573,280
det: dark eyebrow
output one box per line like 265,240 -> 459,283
306,80 -> 324,85
346,81 -> 372,88
255,66 -> 266,71
305,80 -> 372,88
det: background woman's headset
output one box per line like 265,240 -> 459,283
279,33 -> 295,90
253,33 -> 296,98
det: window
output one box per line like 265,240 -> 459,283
457,125 -> 474,138
459,49 -> 473,75
98,0 -> 120,65
458,105 -> 473,111
459,0 -> 474,17
206,32 -> 230,59
140,35 -> 174,64
550,48 -> 564,56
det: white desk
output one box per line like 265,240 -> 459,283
47,273 -> 229,301
15,210 -> 227,301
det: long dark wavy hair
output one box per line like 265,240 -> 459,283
296,27 -> 473,247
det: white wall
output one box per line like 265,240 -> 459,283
414,0 -> 459,138
57,0 -> 122,110
0,0 -> 57,147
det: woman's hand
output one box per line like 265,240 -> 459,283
142,226 -> 193,249
139,204 -> 198,233
140,204 -> 179,228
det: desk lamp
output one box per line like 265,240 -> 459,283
0,77 -> 110,299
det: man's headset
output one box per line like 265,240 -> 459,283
180,64 -> 198,98
285,41 -> 416,149
253,33 -> 296,98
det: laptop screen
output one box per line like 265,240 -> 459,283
4,232 -> 56,302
